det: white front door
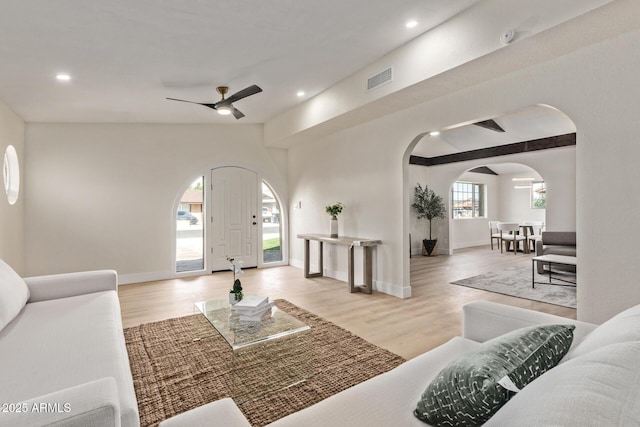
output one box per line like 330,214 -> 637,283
210,167 -> 259,272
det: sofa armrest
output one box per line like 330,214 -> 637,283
462,301 -> 597,345
0,377 -> 120,427
535,239 -> 544,255
24,270 -> 118,303
159,398 -> 251,427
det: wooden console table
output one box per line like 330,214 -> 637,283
297,234 -> 382,294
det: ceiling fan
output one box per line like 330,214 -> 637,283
166,84 -> 262,119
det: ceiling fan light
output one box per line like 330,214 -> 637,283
217,106 -> 233,115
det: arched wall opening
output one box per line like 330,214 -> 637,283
447,163 -> 546,253
403,104 -> 576,292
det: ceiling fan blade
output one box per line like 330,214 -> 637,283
166,97 -> 217,110
232,107 -> 245,120
225,85 -> 262,104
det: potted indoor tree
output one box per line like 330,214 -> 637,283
412,183 -> 446,256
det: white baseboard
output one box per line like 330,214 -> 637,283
289,258 -> 304,270
289,259 -> 410,298
118,270 -> 174,285
375,280 -> 411,298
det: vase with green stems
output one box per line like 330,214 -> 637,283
325,202 -> 344,238
226,256 -> 244,303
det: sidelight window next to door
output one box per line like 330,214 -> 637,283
176,177 -> 205,272
262,181 -> 283,264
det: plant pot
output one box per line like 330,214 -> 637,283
330,216 -> 338,238
229,293 -> 242,305
422,239 -> 438,256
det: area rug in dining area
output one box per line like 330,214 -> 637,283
450,266 -> 576,308
124,299 -> 406,427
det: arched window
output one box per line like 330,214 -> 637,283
262,181 -> 283,264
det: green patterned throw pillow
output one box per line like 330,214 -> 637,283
414,324 -> 575,426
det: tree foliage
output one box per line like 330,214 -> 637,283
412,183 -> 446,240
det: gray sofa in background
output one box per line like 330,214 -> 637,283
535,231 -> 577,273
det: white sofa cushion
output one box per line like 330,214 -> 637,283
0,258 -> 29,332
564,303 -> 640,360
268,336 -> 480,427
0,291 -> 139,427
485,341 -> 640,426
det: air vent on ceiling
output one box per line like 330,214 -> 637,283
367,66 -> 393,92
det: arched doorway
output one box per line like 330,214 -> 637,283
404,104 -> 576,290
449,163 -> 546,252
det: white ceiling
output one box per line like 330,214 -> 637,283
0,0 -> 480,124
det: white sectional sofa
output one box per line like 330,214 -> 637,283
161,299 -> 640,426
0,259 -> 139,427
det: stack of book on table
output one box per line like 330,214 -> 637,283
231,295 -> 275,321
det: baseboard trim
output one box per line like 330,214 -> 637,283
289,259 -> 410,298
118,270 -> 175,285
375,280 -> 411,298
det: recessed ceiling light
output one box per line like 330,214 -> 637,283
406,20 -> 418,29
297,91 -> 305,97
429,131 -> 440,137
56,73 -> 71,81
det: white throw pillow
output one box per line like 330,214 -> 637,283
485,341 -> 640,426
0,258 -> 30,331
564,303 -> 640,360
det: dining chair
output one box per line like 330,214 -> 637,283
488,221 -> 502,250
522,221 -> 544,252
497,222 -> 526,254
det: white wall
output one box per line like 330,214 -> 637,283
497,173 -> 546,225
0,99 -> 25,273
290,23 -> 636,323
24,123 -> 286,283
288,120 -> 414,298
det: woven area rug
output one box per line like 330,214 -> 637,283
451,266 -> 576,308
124,299 -> 405,427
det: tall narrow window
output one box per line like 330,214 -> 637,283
531,181 -> 546,209
176,177 -> 204,272
452,181 -> 485,219
262,181 -> 283,263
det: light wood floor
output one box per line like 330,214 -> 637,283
118,246 -> 575,360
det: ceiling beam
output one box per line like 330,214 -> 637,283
473,119 -> 505,133
468,166 -> 498,175
409,132 -> 576,167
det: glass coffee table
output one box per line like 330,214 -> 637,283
194,298 -> 313,403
